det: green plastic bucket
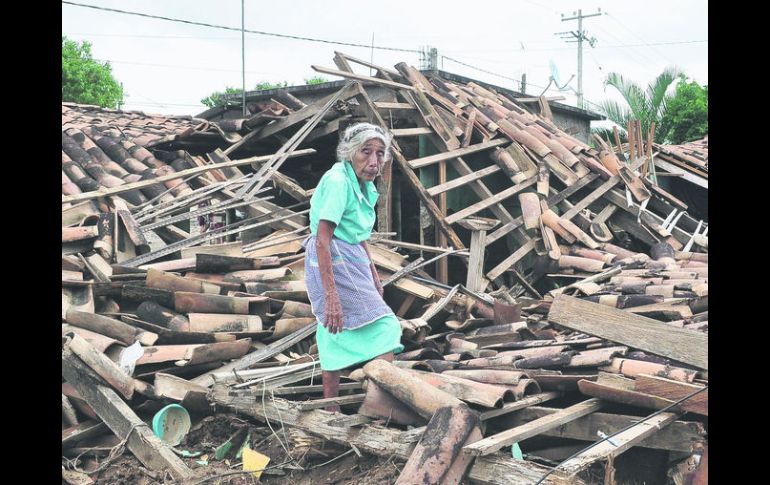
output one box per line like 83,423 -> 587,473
152,404 -> 191,446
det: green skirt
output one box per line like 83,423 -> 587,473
316,314 -> 404,371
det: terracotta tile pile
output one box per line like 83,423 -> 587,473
61,53 -> 707,484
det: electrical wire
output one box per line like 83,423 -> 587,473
62,1 -> 419,53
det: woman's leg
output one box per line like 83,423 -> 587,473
374,351 -> 393,362
322,353 -> 393,412
322,370 -> 341,412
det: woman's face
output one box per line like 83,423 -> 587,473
350,138 -> 386,182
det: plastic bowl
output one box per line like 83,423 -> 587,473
152,404 -> 191,446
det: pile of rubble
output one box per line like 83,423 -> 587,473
62,53 -> 707,484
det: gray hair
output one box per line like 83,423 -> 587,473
336,122 -> 393,163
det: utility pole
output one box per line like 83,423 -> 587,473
241,0 -> 247,117
556,8 -> 601,109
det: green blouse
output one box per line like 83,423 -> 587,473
309,161 -> 379,244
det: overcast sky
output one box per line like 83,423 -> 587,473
62,0 -> 707,120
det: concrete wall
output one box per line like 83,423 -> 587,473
552,111 -> 592,144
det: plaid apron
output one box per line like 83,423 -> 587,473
303,235 -> 394,330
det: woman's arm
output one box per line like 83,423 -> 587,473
361,240 -> 384,298
316,220 -> 344,334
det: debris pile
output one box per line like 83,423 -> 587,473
62,53 -> 707,484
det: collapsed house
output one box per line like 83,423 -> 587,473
62,52 -> 708,484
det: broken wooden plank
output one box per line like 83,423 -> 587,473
296,394 -> 367,411
62,149 -> 315,204
63,332 -> 135,400
408,139 -> 508,169
445,176 -> 537,224
390,146 -> 465,249
62,347 -> 193,480
190,323 -> 316,387
209,386 -> 580,485
479,392 -> 562,420
555,412 -> 681,477
464,398 -> 604,456
312,64 -> 416,90
391,127 -> 434,137
548,295 -> 707,369
427,165 -> 502,197
508,406 -> 704,453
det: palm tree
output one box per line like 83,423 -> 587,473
596,66 -> 682,144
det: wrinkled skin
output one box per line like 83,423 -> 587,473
317,140 -> 391,410
349,138 -> 386,182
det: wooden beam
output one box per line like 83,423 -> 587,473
62,348 -> 193,480
479,392 -> 562,420
464,398 -> 604,456
190,323 -> 317,387
252,83 -> 358,142
555,412 -> 681,477
311,65 -> 416,91
485,155 -> 648,279
427,165 -> 501,196
409,100 -> 530,248
408,139 -> 508,169
349,84 -> 394,234
445,177 -> 537,224
375,102 -> 416,110
508,407 -> 703,453
486,174 -> 597,245
391,147 -> 465,250
61,149 -> 316,204
209,386 -> 582,485
391,127 -> 433,137
547,294 -> 708,369
296,393 -> 367,410
333,51 -> 402,78
270,382 -> 363,396
654,158 -> 708,189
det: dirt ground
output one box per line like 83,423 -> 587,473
67,412 -> 403,485
67,412 -> 680,484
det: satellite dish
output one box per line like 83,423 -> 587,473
549,60 -> 561,87
549,60 -> 577,93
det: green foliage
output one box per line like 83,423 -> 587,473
254,80 -> 288,91
304,76 -> 328,85
62,36 -> 124,109
597,66 -> 682,143
590,127 -> 624,149
658,76 -> 708,144
200,81 -> 289,108
200,87 -> 244,108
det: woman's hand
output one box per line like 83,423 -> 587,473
324,291 -> 344,334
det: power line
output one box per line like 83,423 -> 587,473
448,39 -> 707,54
441,55 -> 522,85
605,12 -> 679,66
64,32 -> 243,40
590,24 -> 664,75
62,1 -> 419,54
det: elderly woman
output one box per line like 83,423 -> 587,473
303,122 -> 403,411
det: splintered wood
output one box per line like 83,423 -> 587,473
61,51 -> 707,484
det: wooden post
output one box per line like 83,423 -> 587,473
627,121 -> 636,162
458,218 -> 499,293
